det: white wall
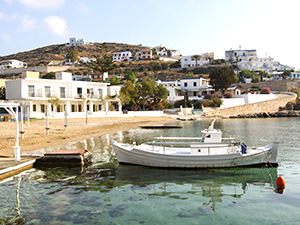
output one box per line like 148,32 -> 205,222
220,93 -> 277,109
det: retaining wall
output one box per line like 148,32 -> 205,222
204,93 -> 296,117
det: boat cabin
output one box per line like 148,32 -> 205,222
201,128 -> 222,143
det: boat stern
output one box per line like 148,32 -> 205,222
268,138 -> 279,167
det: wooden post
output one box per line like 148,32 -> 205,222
46,110 -> 49,135
14,106 -> 20,161
20,104 -> 25,139
64,105 -> 68,131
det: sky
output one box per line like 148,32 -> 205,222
1,0 -> 300,68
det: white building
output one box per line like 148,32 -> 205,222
79,57 -> 96,64
153,46 -> 168,56
157,77 -> 214,103
169,49 -> 181,58
112,51 -> 132,62
135,49 -> 152,60
0,60 -> 28,70
5,72 -> 122,118
225,49 -> 292,72
225,49 -> 257,63
65,37 -> 91,46
181,53 -> 214,68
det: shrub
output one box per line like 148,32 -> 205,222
204,93 -> 220,100
260,87 -> 271,94
293,89 -> 300,97
223,92 -> 233,98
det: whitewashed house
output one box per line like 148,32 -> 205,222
181,53 -> 214,68
65,37 -> 91,46
112,51 -> 132,62
0,59 -> 28,70
225,48 -> 292,72
5,72 -> 122,118
169,49 -> 181,58
157,77 -> 214,103
153,46 -> 168,56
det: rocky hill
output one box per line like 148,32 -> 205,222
0,42 -> 221,80
0,42 -> 151,67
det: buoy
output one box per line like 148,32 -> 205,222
276,176 -> 286,187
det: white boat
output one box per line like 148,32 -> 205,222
111,117 -> 279,168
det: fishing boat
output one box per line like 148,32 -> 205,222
111,117 -> 279,168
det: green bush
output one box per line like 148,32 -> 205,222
293,90 -> 300,97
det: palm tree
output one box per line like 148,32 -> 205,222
192,54 -> 200,67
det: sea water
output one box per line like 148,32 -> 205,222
1,118 -> 300,225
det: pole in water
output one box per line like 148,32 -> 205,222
276,176 -> 286,194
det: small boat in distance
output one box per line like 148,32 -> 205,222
111,117 -> 279,168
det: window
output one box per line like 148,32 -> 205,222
184,82 -> 187,87
98,105 -> 102,111
193,92 -> 197,96
45,86 -> 50,97
193,82 -> 197,87
28,85 -> 35,97
33,104 -> 36,112
71,104 -> 75,112
57,105 -> 61,112
60,87 -> 66,98
41,104 -> 45,113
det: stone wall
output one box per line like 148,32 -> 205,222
0,65 -> 74,76
242,80 -> 300,92
203,93 -> 296,118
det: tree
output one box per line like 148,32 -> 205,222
281,70 -> 291,79
41,72 -> 55,79
48,97 -> 60,116
119,78 -> 168,111
66,49 -> 79,62
124,71 -> 136,83
110,76 -> 121,85
258,71 -> 268,81
209,66 -> 237,91
240,69 -> 255,78
192,55 -> 200,66
251,74 -> 260,83
88,44 -> 115,73
120,81 -> 139,110
0,87 -> 5,100
184,72 -> 196,78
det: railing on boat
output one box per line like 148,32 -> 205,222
143,137 -> 240,155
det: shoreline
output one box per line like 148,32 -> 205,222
0,116 -> 177,157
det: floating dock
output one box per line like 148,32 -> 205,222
34,149 -> 92,167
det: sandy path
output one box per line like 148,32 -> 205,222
0,116 -> 176,157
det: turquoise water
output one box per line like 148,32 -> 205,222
1,118 -> 300,225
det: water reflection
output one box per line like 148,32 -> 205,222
113,165 -> 278,211
23,164 -> 279,214
3,118 -> 299,224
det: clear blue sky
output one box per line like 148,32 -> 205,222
1,0 -> 300,68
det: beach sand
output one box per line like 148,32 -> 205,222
0,116 -> 176,157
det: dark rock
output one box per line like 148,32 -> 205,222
285,102 -> 294,110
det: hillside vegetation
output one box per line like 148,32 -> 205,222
0,42 -> 222,80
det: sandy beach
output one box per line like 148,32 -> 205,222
0,116 -> 176,157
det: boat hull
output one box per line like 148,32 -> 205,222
111,141 -> 276,168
